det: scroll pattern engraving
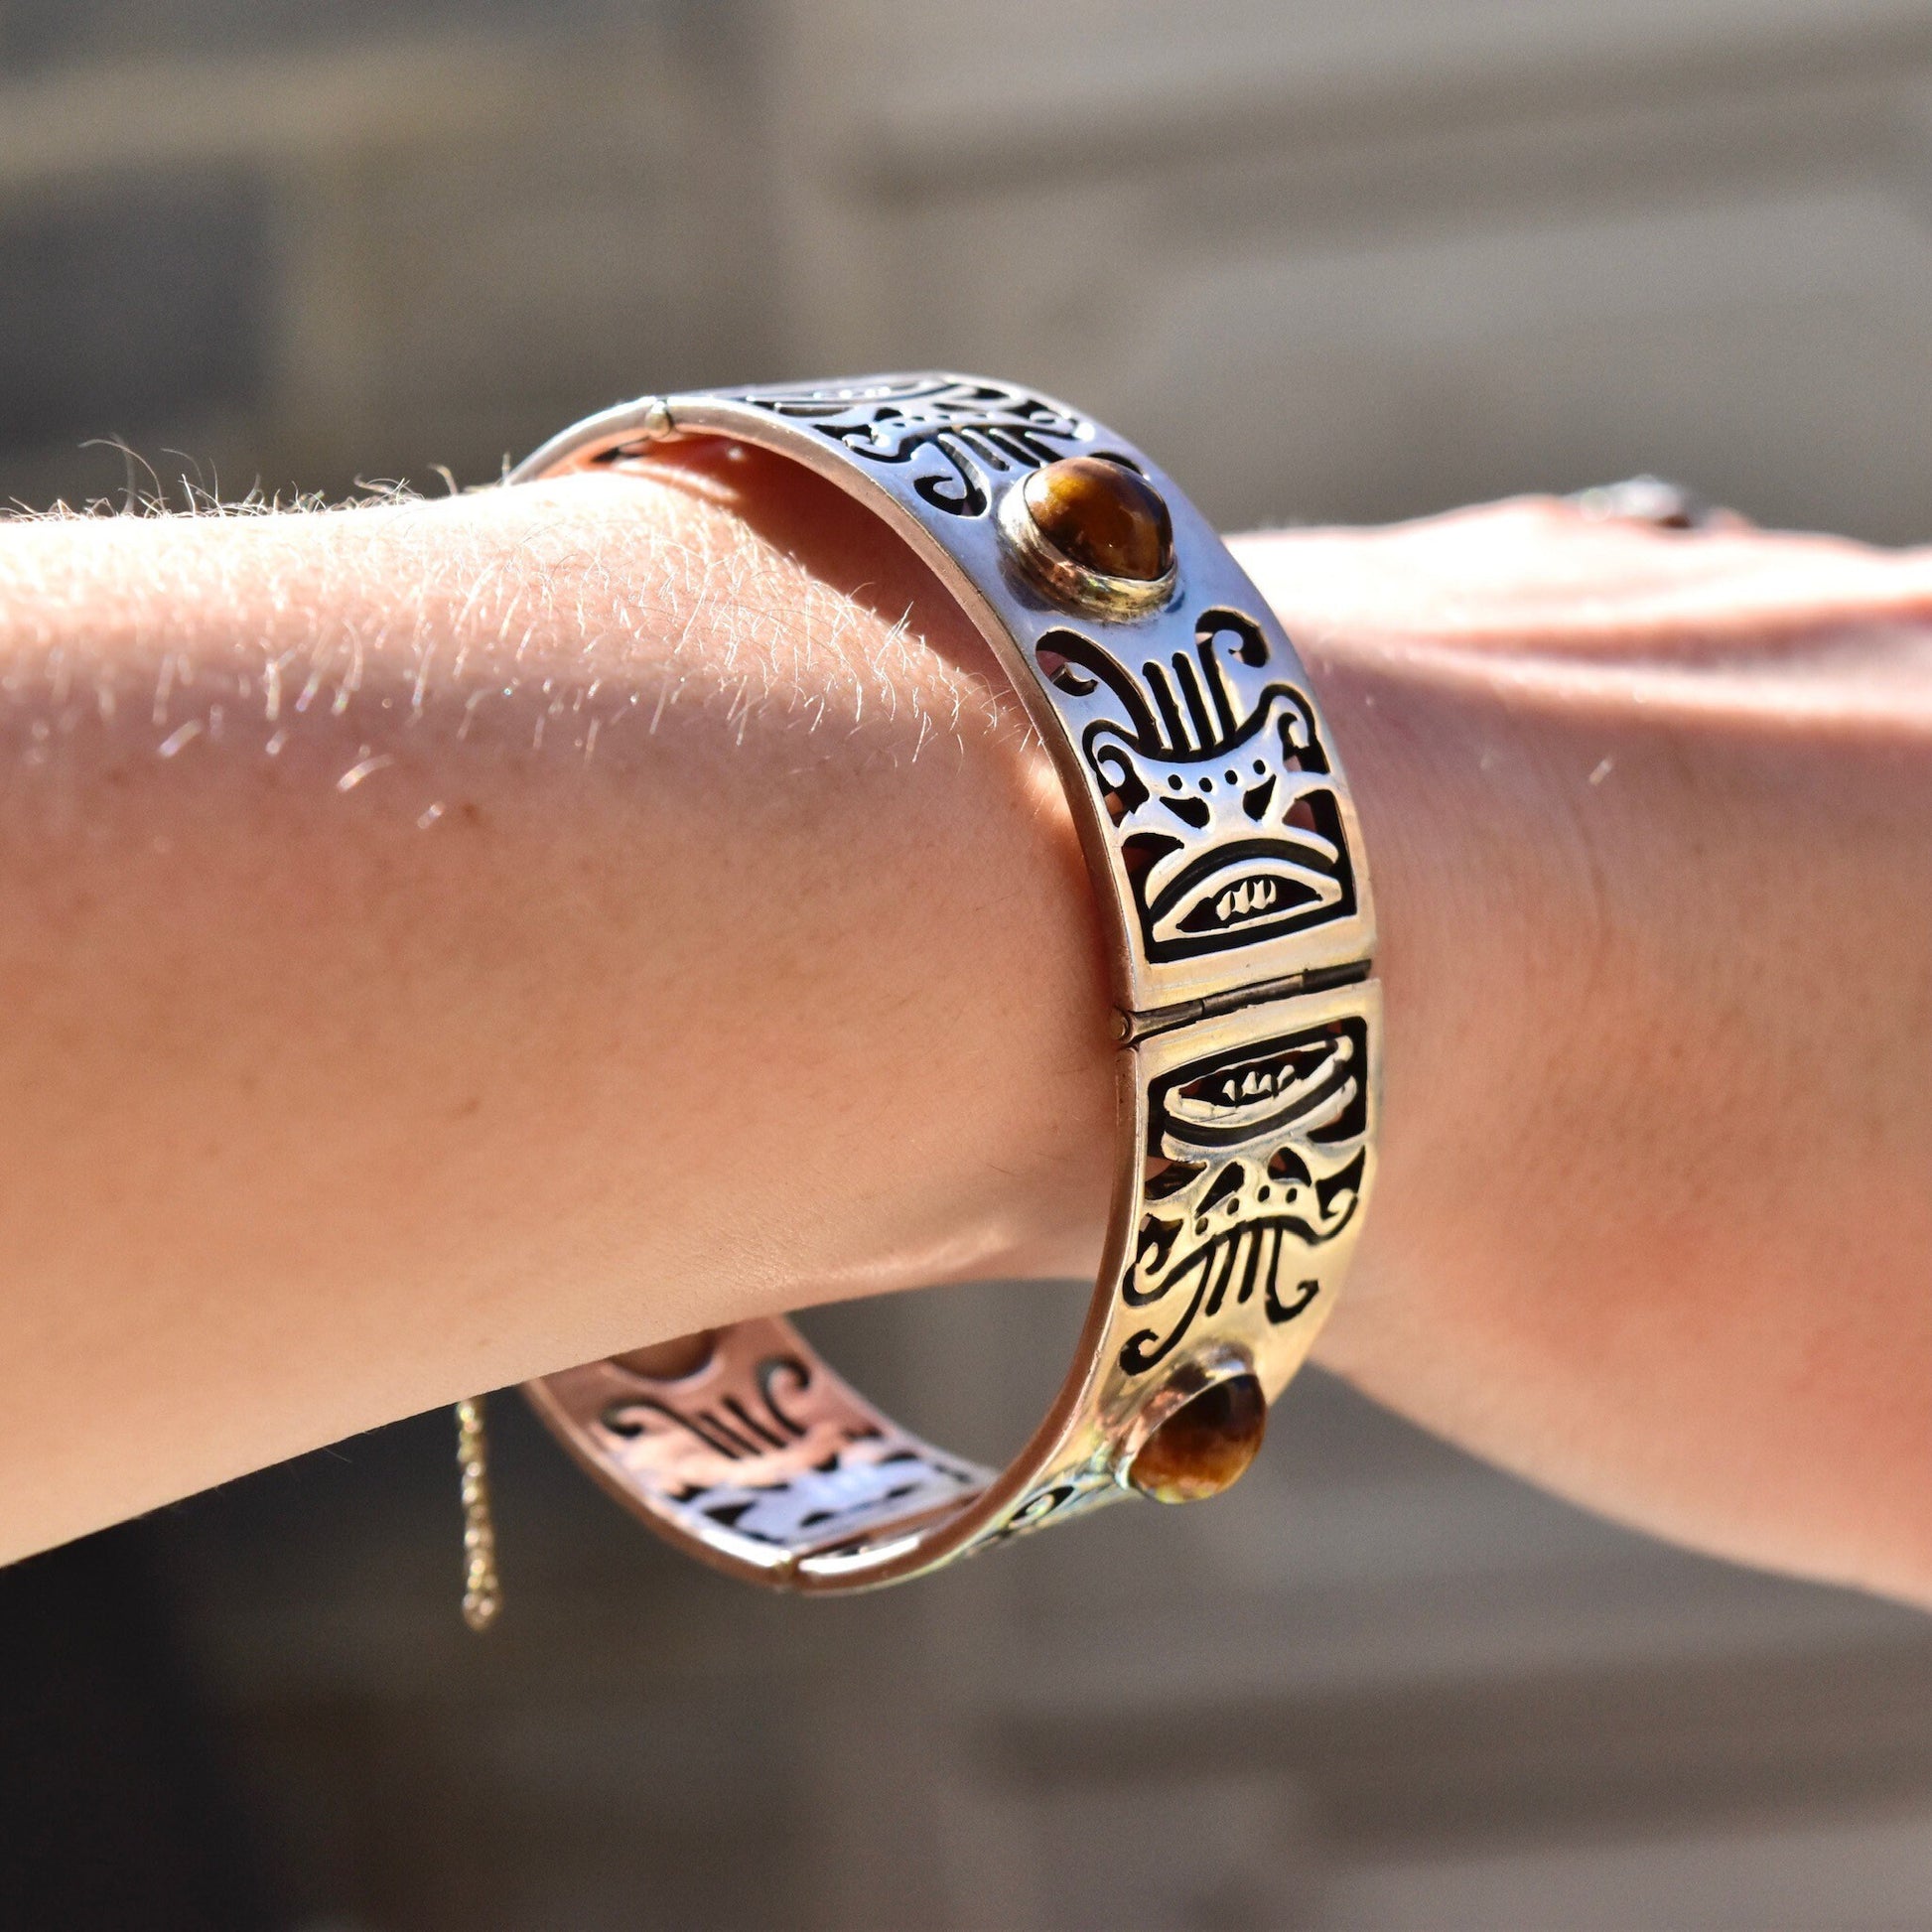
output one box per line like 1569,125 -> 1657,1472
974,1454 -> 1132,1550
599,1353 -> 980,1554
1120,1017 -> 1369,1377
745,376 -> 1089,516
1040,608 -> 1357,962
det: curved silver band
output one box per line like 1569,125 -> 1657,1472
509,375 -> 1378,1591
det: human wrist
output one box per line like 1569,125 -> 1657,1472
1230,506 -> 1932,1602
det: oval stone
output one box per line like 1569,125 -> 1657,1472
613,1330 -> 717,1380
1126,1371 -> 1267,1504
1023,456 -> 1174,583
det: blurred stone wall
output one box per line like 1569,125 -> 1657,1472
4,4 -> 1932,1929
10,0 -> 1932,538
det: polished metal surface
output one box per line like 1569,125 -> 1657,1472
509,375 -> 1379,1589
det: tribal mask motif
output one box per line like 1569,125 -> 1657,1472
1039,608 -> 1357,963
1120,1018 -> 1368,1377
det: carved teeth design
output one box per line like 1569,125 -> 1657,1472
1225,1065 -> 1284,1104
1152,850 -> 1341,948
1216,878 -> 1279,922
1167,1038 -> 1356,1138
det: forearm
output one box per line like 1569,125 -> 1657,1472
0,462 -> 1118,1561
4,474 -> 1929,1608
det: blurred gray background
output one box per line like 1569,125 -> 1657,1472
3,3 -> 1932,1929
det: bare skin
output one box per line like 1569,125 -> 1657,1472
0,450 -> 1925,1607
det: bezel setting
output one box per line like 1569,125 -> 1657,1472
997,471 -> 1178,620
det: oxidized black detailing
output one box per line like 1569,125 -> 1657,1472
1039,608 -> 1357,961
600,1353 -> 980,1550
745,375 -> 1089,517
1120,1018 -> 1369,1376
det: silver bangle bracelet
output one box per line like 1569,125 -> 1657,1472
507,375 -> 1379,1593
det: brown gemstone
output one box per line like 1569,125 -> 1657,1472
613,1330 -> 717,1381
1023,456 -> 1174,583
1126,1372 -> 1267,1504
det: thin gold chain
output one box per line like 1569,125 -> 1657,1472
455,1396 -> 501,1631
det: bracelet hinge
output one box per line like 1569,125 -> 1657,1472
1113,958 -> 1373,1046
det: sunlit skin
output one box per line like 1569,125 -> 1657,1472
0,451 -> 1925,1606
